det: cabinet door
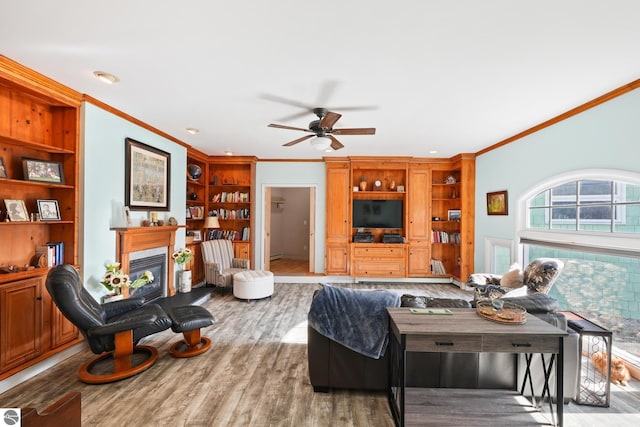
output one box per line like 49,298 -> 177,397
408,245 -> 431,276
233,242 -> 251,265
325,244 -> 349,275
325,162 -> 350,242
0,278 -> 43,372
408,166 -> 430,242
186,243 -> 205,285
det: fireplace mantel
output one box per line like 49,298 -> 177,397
111,226 -> 179,297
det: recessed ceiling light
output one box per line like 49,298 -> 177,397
186,128 -> 200,135
429,150 -> 438,154
93,71 -> 119,84
224,150 -> 233,156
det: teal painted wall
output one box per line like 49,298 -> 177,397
81,103 -> 187,300
475,87 -> 640,271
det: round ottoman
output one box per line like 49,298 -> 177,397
233,270 -> 274,301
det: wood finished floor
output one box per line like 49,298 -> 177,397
269,258 -> 318,276
1,282 -> 639,426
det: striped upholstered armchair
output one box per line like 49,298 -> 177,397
201,239 -> 250,293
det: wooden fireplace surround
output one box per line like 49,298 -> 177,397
111,226 -> 179,297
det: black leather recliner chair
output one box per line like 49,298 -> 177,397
45,264 -> 173,384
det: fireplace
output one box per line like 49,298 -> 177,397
129,252 -> 166,302
111,226 -> 179,298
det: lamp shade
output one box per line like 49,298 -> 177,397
204,216 -> 220,229
310,136 -> 332,150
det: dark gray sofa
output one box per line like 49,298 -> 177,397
307,284 -> 579,403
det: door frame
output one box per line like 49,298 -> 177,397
263,185 -> 316,273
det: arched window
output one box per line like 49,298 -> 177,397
518,169 -> 640,366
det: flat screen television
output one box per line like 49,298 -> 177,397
352,199 -> 403,229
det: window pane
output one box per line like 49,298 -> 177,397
523,244 -> 640,361
579,180 -> 611,197
552,182 -> 576,199
620,183 -> 640,203
493,245 -> 511,274
528,207 -> 548,229
614,203 -> 640,233
579,205 -> 612,220
530,190 -> 548,207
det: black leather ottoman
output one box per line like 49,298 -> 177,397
167,305 -> 215,358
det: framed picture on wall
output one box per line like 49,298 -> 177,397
125,137 -> 171,211
487,190 -> 508,215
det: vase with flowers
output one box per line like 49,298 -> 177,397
100,262 -> 154,303
172,247 -> 193,293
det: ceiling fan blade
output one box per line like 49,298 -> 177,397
328,135 -> 344,151
283,134 -> 314,147
329,105 -> 379,112
259,93 -> 314,110
332,127 -> 376,135
319,111 -> 342,129
268,123 -> 311,132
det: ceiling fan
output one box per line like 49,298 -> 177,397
268,107 -> 376,151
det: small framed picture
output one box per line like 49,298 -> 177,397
4,199 -> 29,222
186,207 -> 192,219
189,206 -> 204,220
0,156 -> 7,179
487,190 -> 508,216
447,209 -> 461,221
22,158 -> 65,184
37,199 -> 61,221
192,230 -> 202,241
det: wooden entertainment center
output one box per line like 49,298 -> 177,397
325,156 -> 475,281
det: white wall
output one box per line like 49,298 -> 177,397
81,103 -> 186,300
255,162 -> 326,272
474,88 -> 640,271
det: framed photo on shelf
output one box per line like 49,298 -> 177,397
189,206 -> 204,220
0,156 -> 7,179
22,158 -> 65,184
125,137 -> 171,211
37,199 -> 61,221
4,199 -> 29,222
186,207 -> 192,219
192,230 -> 202,241
447,209 -> 461,221
487,190 -> 508,215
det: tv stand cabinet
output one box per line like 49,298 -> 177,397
350,243 -> 407,277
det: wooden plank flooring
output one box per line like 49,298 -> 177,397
0,282 -> 638,426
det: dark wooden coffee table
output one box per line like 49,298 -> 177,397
387,308 -> 568,426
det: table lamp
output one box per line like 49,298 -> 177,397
203,216 -> 220,240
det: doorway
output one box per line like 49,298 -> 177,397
264,186 -> 316,275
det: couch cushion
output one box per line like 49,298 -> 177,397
500,263 -> 523,288
500,293 -> 559,314
401,294 -> 471,309
523,258 -> 564,294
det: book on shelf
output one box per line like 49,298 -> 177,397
37,241 -> 64,267
431,230 -> 460,244
210,191 -> 250,203
207,229 -> 248,241
430,259 -> 447,275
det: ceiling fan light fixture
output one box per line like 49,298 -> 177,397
93,71 -> 119,84
311,136 -> 332,151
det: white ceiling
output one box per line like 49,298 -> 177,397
2,1 -> 639,159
